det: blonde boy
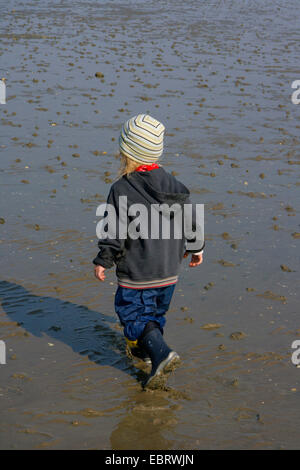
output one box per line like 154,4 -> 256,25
94,114 -> 204,388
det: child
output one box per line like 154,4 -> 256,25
93,114 -> 204,389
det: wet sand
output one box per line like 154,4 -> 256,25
0,0 -> 300,449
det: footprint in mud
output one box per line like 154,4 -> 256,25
201,323 -> 222,330
256,290 -> 287,303
280,264 -> 295,272
230,331 -> 247,340
204,282 -> 215,290
221,232 -> 231,240
217,259 -> 236,267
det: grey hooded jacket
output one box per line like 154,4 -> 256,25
93,166 -> 204,289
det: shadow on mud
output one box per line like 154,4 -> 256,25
0,280 -> 146,384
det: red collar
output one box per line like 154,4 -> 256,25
135,163 -> 160,172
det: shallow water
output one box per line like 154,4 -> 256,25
0,0 -> 300,449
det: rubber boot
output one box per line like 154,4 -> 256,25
139,322 -> 180,389
125,337 -> 151,364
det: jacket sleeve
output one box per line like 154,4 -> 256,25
93,186 -> 125,268
184,198 -> 205,254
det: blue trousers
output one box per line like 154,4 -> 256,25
114,284 -> 176,341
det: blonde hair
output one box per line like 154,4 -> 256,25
118,152 -> 141,178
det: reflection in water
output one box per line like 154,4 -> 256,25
110,390 -> 179,450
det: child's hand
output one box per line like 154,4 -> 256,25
183,252 -> 203,267
94,265 -> 106,281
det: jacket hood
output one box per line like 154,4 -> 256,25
124,167 -> 190,215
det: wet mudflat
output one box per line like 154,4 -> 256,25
0,0 -> 300,449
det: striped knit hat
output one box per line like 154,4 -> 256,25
119,114 -> 165,164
